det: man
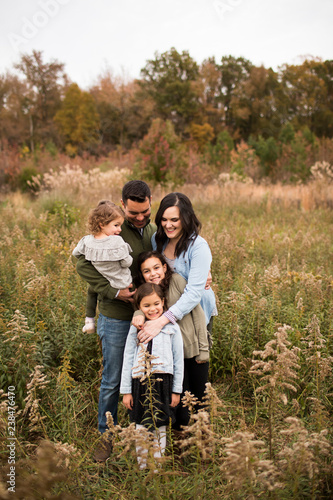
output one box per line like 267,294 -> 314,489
74,180 -> 155,462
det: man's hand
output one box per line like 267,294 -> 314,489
205,270 -> 212,290
117,286 -> 136,303
123,394 -> 133,410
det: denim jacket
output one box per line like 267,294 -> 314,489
152,233 -> 217,323
120,323 -> 184,394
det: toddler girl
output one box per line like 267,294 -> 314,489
73,200 -> 133,333
120,283 -> 183,469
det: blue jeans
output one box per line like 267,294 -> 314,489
97,313 -> 131,433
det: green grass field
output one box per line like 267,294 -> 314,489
0,172 -> 332,499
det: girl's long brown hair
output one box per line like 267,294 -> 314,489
135,251 -> 173,292
134,283 -> 167,311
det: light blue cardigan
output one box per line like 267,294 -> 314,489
152,233 -> 217,324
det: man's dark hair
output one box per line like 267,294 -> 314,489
122,180 -> 151,204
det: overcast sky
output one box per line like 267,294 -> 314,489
0,0 -> 332,89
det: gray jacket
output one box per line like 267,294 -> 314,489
72,234 -> 133,289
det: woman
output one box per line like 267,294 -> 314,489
133,251 -> 210,429
138,192 -> 217,342
137,192 -> 217,426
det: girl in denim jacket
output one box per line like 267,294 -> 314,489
120,283 -> 183,469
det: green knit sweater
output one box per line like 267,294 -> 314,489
74,219 -> 156,321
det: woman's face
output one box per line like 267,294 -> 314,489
141,257 -> 167,285
139,292 -> 164,320
161,206 -> 183,241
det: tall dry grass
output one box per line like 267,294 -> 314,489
0,165 -> 332,498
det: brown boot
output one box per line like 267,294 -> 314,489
93,438 -> 112,463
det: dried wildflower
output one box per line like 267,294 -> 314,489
104,410 -> 120,446
262,263 -> 281,288
24,274 -> 50,297
181,391 -> 199,419
57,351 -> 75,390
30,164 -> 130,202
301,315 -> 333,427
53,441 -> 81,468
250,325 -> 300,458
250,325 -> 300,404
201,382 -> 223,424
302,315 -> 333,382
278,417 -> 332,483
179,410 -> 216,461
296,295 -> 304,311
115,422 -> 164,471
221,431 -> 282,495
310,161 -> 333,183
4,310 -> 35,346
258,297 -> 268,310
23,365 -> 49,432
133,343 -> 162,383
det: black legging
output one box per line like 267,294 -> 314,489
173,357 -> 209,430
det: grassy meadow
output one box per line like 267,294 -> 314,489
0,166 -> 332,499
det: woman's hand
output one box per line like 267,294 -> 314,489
205,270 -> 212,290
137,315 -> 169,343
123,394 -> 133,410
132,315 -> 145,330
170,393 -> 180,407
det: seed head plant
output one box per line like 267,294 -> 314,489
179,410 -> 216,462
22,365 -> 49,435
250,324 -> 301,458
301,315 -> 333,429
278,417 -> 332,497
220,431 -> 282,498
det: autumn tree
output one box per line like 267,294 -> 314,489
140,48 -> 200,135
280,59 -> 333,138
195,57 -> 225,135
230,66 -> 283,140
14,50 -> 68,151
54,83 -> 100,154
133,118 -> 186,185
219,55 -> 253,134
0,73 -> 30,148
189,123 -> 215,152
90,70 -> 154,148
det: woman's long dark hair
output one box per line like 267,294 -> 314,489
155,193 -> 202,257
135,251 -> 173,292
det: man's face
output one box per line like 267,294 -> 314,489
121,197 -> 151,229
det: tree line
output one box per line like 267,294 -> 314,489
0,49 -> 332,183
